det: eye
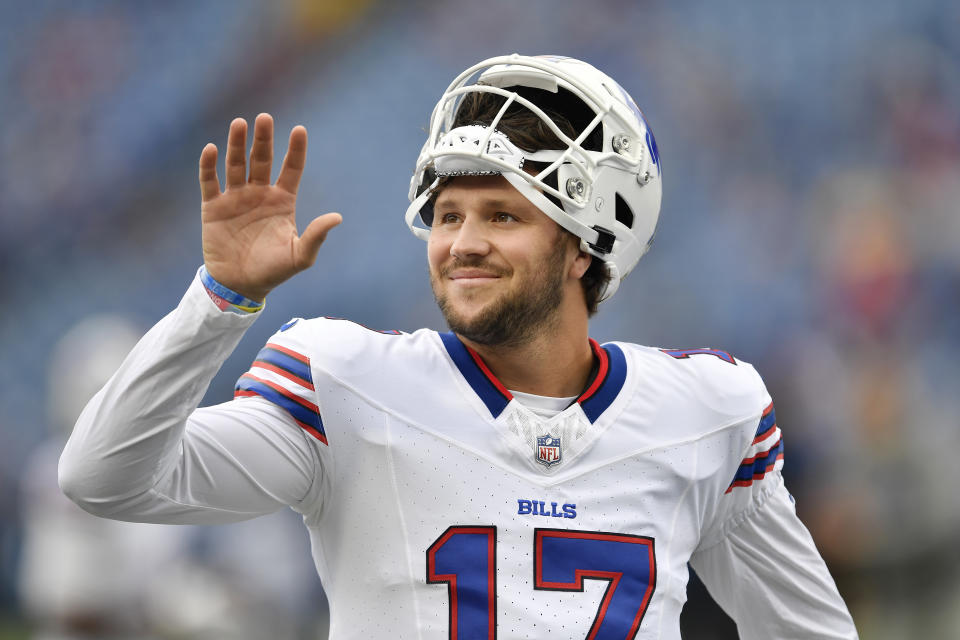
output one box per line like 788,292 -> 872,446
494,212 -> 517,223
438,212 -> 461,225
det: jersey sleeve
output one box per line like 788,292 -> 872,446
690,478 -> 858,638
692,397 -> 858,638
59,272 -> 322,525
233,319 -> 328,446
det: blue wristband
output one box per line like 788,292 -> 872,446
199,266 -> 264,313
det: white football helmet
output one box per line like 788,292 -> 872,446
406,54 -> 662,302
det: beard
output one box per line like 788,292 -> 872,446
431,240 -> 568,348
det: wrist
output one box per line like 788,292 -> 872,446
200,266 -> 265,314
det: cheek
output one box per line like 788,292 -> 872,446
508,238 -> 554,273
427,234 -> 448,273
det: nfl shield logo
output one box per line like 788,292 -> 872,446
536,434 -> 562,467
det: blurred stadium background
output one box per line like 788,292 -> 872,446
2,1 -> 959,638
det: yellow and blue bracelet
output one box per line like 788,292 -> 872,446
199,265 -> 264,314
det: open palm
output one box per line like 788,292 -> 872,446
199,114 -> 341,302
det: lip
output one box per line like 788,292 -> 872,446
449,276 -> 500,288
448,269 -> 501,281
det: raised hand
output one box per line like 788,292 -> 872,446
199,114 -> 342,302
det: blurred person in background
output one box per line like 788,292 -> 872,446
18,315 -> 193,639
19,315 -> 326,639
58,54 -> 856,639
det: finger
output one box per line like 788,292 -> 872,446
276,125 -> 307,194
294,212 -> 343,270
248,113 -> 274,185
198,143 -> 221,202
225,118 -> 248,188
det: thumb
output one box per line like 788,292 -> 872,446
295,212 -> 343,269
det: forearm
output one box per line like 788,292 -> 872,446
58,270 -> 258,519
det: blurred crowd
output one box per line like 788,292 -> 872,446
2,1 -> 959,638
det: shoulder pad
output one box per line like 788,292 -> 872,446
622,343 -> 771,430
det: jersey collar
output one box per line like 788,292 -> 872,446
438,332 -> 627,423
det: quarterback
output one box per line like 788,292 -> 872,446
60,55 -> 858,638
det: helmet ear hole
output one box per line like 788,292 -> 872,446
420,202 -> 435,227
614,193 -> 634,229
416,168 -> 439,227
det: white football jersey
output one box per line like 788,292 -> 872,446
60,274 -> 858,639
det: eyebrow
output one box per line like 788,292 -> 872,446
433,195 -> 515,210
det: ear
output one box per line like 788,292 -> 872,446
568,245 -> 592,280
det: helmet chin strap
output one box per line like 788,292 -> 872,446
498,172 -> 599,246
496,173 -> 621,303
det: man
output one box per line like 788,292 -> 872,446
60,55 -> 858,638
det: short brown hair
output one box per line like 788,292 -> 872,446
443,86 -> 610,315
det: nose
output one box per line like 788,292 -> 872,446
449,215 -> 491,259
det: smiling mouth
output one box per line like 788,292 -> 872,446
439,258 -> 509,285
449,275 -> 501,288
444,265 -> 505,280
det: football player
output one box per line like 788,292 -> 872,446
60,55 -> 858,638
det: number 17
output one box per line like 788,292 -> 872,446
427,527 -> 656,640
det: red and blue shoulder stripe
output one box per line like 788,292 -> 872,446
251,343 -> 315,390
234,343 -> 327,445
726,402 -> 782,493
